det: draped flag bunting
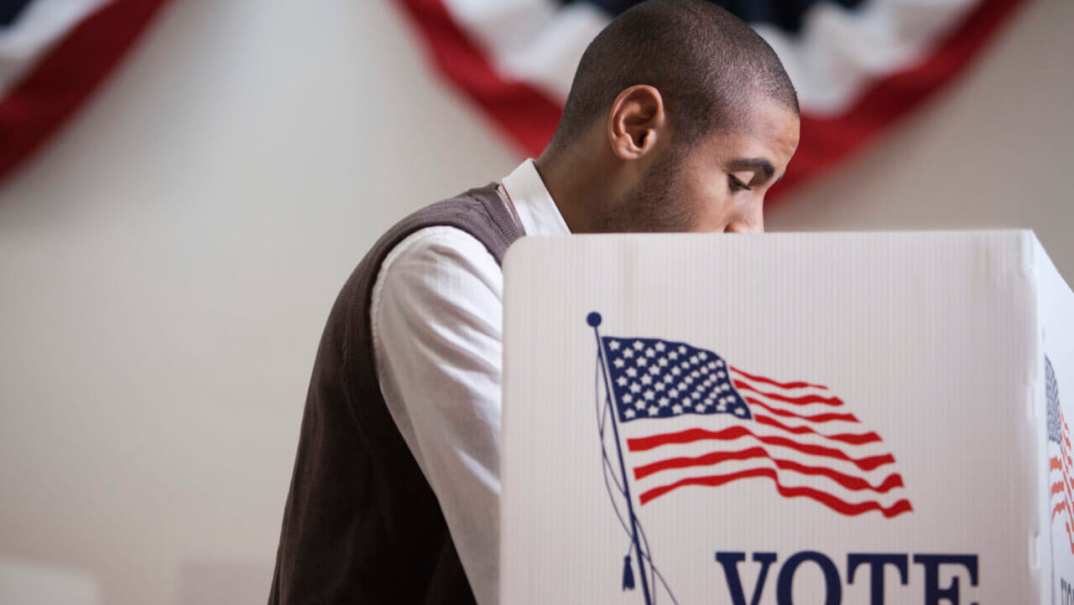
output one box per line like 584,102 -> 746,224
396,0 -> 1025,198
0,0 -> 172,184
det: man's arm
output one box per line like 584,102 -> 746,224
371,226 -> 504,605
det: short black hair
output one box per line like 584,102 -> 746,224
550,0 -> 798,149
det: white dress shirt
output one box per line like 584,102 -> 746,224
370,159 -> 569,605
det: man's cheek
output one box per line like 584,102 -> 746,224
694,204 -> 734,232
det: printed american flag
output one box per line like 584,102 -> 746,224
600,334 -> 912,517
1047,356 -> 1074,553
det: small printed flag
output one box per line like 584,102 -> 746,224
1047,356 -> 1074,553
599,333 -> 912,517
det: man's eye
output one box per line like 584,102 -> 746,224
728,175 -> 751,193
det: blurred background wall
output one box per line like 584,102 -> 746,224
0,0 -> 1070,604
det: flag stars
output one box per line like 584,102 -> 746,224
695,404 -> 706,413
629,383 -> 642,394
609,340 -> 620,350
623,393 -> 633,403
616,377 -> 628,387
689,355 -> 699,364
626,368 -> 637,378
668,389 -> 679,398
640,375 -> 652,385
654,382 -> 666,392
633,341 -> 645,350
698,352 -> 708,361
668,352 -> 679,360
648,366 -> 661,376
623,349 -> 634,358
671,367 -> 681,376
655,342 -> 666,352
678,346 -> 687,354
672,404 -> 683,414
636,357 -> 648,367
658,397 -> 670,407
645,348 -> 656,358
648,406 -> 659,416
613,358 -> 625,368
644,390 -> 655,401
625,409 -> 636,419
658,358 -> 668,367
635,400 -> 646,410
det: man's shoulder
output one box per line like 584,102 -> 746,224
376,182 -> 510,270
377,225 -> 497,285
376,182 -> 522,265
328,183 -> 515,326
391,182 -> 502,233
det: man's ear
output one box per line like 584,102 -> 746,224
606,85 -> 665,161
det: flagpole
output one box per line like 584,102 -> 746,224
588,312 -> 653,605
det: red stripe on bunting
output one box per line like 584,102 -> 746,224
773,0 -> 1026,197
396,0 -> 1025,200
395,0 -> 562,158
0,0 -> 173,184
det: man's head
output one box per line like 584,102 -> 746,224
538,0 -> 800,233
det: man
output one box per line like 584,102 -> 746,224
268,1 -> 799,603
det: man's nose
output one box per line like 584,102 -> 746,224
725,205 -> 765,233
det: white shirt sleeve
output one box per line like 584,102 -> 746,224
370,225 -> 504,605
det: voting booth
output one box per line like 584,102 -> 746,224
501,231 -> 1074,604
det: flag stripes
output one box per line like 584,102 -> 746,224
600,333 -> 912,518
1050,413 -> 1074,553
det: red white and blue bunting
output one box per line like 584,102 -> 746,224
0,0 -> 172,184
397,0 -> 1025,197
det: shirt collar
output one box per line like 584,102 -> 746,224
500,159 -> 570,236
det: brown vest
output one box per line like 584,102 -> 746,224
269,183 -> 525,604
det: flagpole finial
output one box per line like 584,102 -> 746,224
587,312 -> 602,327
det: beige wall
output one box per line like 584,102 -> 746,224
0,0 -> 1070,604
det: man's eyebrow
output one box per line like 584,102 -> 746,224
726,158 -> 776,182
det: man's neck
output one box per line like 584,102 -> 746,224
533,146 -> 609,234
